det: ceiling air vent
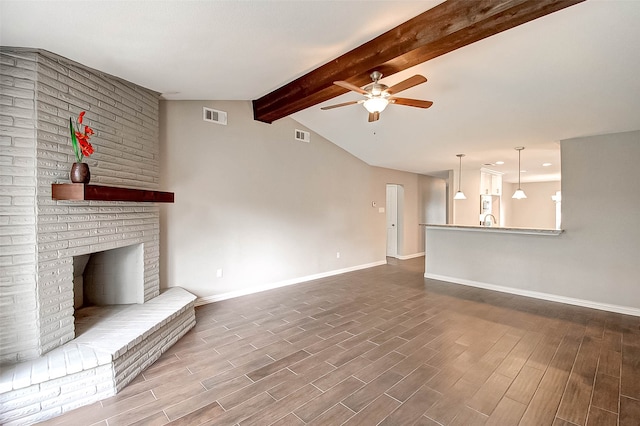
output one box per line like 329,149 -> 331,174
203,107 -> 227,125
294,129 -> 310,143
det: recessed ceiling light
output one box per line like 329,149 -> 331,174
521,170 -> 527,173
542,162 -> 552,167
495,161 -> 504,165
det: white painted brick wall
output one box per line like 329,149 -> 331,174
0,50 -> 39,364
1,48 -> 161,363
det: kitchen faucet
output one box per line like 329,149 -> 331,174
483,214 -> 497,227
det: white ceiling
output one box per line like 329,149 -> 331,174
2,1 -> 639,183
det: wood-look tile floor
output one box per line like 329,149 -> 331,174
38,257 -> 640,426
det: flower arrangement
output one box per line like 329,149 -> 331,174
69,111 -> 94,163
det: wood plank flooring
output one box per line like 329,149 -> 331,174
37,257 -> 640,425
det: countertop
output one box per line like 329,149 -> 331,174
421,223 -> 563,236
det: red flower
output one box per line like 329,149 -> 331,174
79,139 -> 94,156
70,111 -> 95,162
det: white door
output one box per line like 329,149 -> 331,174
386,184 -> 398,257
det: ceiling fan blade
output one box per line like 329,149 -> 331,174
321,100 -> 362,110
334,81 -> 368,95
368,111 -> 380,122
390,97 -> 433,109
386,75 -> 427,95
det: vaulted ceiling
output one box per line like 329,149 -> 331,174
2,0 -> 639,183
253,0 -> 585,124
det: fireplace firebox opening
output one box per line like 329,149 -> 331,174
73,243 -> 145,310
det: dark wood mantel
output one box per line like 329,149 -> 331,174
52,184 -> 174,203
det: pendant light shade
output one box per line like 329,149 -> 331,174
512,147 -> 527,199
454,154 -> 466,200
454,191 -> 467,200
512,189 -> 527,199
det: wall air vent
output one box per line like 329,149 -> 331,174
203,107 -> 227,125
294,129 -> 310,143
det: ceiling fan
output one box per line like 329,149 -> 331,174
321,71 -> 433,122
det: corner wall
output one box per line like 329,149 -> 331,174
159,100 -> 439,300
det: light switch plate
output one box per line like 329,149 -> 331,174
378,207 -> 385,213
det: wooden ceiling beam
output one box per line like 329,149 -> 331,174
252,0 -> 584,123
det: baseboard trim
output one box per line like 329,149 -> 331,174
195,260 -> 388,306
424,273 -> 640,317
394,252 -> 425,260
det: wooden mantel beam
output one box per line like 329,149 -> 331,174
252,0 -> 584,123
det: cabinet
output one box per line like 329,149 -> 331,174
480,169 -> 502,195
479,169 -> 503,226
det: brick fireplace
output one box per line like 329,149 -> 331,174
0,48 -> 195,424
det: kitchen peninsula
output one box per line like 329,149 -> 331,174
422,223 -> 563,299
419,131 -> 640,318
421,203 -> 638,317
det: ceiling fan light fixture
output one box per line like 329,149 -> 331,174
325,72 -> 430,122
363,97 -> 389,113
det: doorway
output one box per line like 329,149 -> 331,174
386,184 -> 403,257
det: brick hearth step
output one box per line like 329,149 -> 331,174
0,287 -> 196,426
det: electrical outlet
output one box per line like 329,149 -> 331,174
216,268 -> 223,278
336,252 -> 340,259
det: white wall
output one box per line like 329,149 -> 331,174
454,169 -> 560,229
420,174 -> 447,226
419,174 -> 447,258
452,168 -> 481,225
159,100 -> 440,300
503,181 -> 560,229
425,130 -> 640,314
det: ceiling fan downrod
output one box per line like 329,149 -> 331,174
365,71 -> 388,97
370,71 -> 383,83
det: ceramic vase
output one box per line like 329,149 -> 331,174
70,162 -> 90,184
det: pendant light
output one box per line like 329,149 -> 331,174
512,147 -> 527,199
454,154 -> 467,200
